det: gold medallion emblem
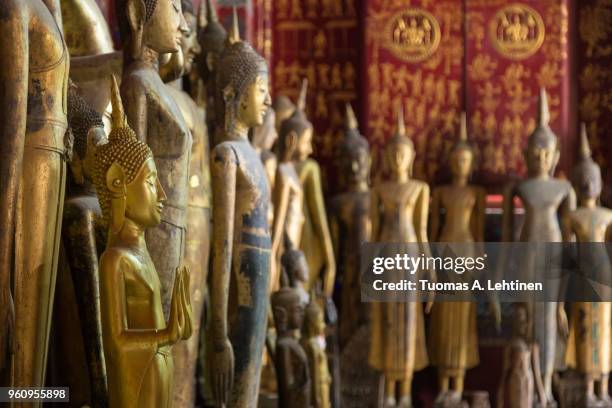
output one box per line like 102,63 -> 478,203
489,3 -> 545,60
383,8 -> 441,62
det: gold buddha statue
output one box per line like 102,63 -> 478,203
329,103 -> 371,346
0,0 -> 69,393
369,106 -> 434,408
49,84 -> 109,406
428,113 -> 495,403
302,294 -> 332,408
208,30 -> 272,407
289,79 -> 336,297
116,0 -> 193,319
565,124 -> 612,404
158,1 -> 211,406
95,76 -> 193,408
502,89 -> 575,406
270,82 -> 308,292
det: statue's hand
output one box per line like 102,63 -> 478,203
178,266 -> 194,340
211,337 -> 235,407
166,272 -> 184,345
557,304 -> 568,338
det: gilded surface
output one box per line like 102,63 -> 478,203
383,8 -> 441,63
488,4 -> 545,60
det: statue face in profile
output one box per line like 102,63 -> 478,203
181,10 -> 200,74
449,147 -> 473,180
123,158 -> 167,228
136,0 -> 186,53
295,127 -> 314,161
237,74 -> 272,128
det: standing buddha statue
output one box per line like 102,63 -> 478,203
502,89 -> 575,406
329,103 -> 371,346
428,113 -> 499,405
302,294 -> 332,408
116,0 -> 192,318
565,124 -> 612,405
159,1 -> 211,406
94,75 -> 193,408
369,106 -> 434,408
208,29 -> 272,408
0,0 -> 69,394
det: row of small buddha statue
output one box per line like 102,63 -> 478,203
0,2 -> 610,408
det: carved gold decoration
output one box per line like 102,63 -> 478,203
489,3 -> 545,60
383,8 -> 441,62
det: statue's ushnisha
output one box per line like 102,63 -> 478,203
208,22 -> 273,408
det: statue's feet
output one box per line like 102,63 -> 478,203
384,396 -> 396,408
398,395 -> 413,408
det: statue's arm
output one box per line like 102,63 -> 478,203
414,183 -> 432,254
501,183 -> 516,242
369,187 -> 380,242
0,4 -> 28,371
69,52 -> 123,83
304,163 -> 336,296
472,187 -> 487,242
531,343 -> 548,406
429,187 -> 441,242
560,183 -> 577,242
496,345 -> 510,408
271,170 -> 291,291
121,77 -> 149,143
328,200 -> 340,264
99,250 -> 174,352
210,144 -> 237,345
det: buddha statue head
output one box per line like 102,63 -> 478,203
385,104 -> 414,180
117,0 -> 188,59
571,123 -> 601,204
251,107 -> 278,153
198,0 -> 227,81
159,0 -> 201,82
337,103 -> 370,190
449,112 -> 475,183
525,88 -> 559,178
272,287 -> 305,333
273,95 -> 296,133
513,303 -> 531,340
94,76 -> 167,233
303,295 -> 326,338
67,83 -> 107,186
280,79 -> 313,162
282,248 -> 309,289
216,25 -> 271,138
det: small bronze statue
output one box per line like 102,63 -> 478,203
497,303 -> 547,408
208,28 -> 272,407
116,0 -> 193,319
502,89 -> 575,406
369,106 -> 434,408
282,248 -> 311,307
95,76 -> 193,408
565,124 -> 612,405
0,0 -> 70,392
272,287 -> 311,408
329,103 -> 371,346
303,295 -> 332,408
52,85 -> 109,406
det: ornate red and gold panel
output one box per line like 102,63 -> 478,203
271,0 -> 363,188
465,0 -> 572,187
363,0 -> 464,184
575,0 -> 612,205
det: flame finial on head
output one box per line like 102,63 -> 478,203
297,78 -> 308,112
206,0 -> 219,23
579,122 -> 592,160
110,75 -> 128,132
459,112 -> 468,142
227,3 -> 240,45
396,103 -> 406,137
537,87 -> 550,127
345,103 -> 358,131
